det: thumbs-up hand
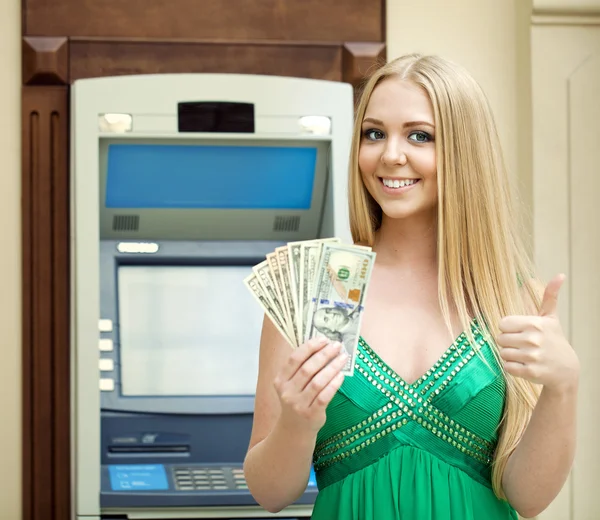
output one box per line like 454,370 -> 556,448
497,274 -> 580,392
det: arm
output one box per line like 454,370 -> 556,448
498,275 -> 579,518
243,317 -> 346,513
502,381 -> 578,518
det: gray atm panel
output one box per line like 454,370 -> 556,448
100,412 -> 319,510
99,240 -> 318,513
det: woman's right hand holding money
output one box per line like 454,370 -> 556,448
274,338 -> 348,435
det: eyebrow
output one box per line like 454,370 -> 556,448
362,117 -> 434,129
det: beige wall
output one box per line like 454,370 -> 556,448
386,0 -> 529,205
0,0 -> 21,517
531,20 -> 600,520
386,0 -> 536,251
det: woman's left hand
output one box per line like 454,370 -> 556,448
497,274 -> 580,393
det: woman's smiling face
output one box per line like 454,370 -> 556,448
358,78 -> 438,222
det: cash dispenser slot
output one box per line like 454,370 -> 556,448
108,444 -> 190,454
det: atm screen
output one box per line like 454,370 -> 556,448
117,265 -> 264,397
105,143 -> 318,210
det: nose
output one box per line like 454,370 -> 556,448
381,138 -> 407,166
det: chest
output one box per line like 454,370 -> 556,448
359,269 -> 465,385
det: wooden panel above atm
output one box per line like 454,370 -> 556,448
23,0 -> 384,42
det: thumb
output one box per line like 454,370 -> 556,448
539,274 -> 566,317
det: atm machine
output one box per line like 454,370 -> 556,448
70,73 -> 354,520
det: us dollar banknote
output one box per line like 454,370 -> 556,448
304,243 -> 376,375
275,245 -> 300,347
287,241 -> 304,344
266,252 -> 294,340
253,260 -> 289,330
298,238 -> 340,341
243,272 -> 295,347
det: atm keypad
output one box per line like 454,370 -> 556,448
172,466 -> 249,491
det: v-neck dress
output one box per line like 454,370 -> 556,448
310,320 -> 518,519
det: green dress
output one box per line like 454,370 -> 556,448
311,320 -> 518,519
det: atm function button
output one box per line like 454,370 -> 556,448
99,339 -> 113,351
99,379 -> 114,391
213,485 -> 228,490
99,319 -> 113,332
195,485 -> 211,490
99,359 -> 114,371
179,486 -> 194,491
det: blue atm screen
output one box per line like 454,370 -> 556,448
108,464 -> 169,491
105,144 -> 318,209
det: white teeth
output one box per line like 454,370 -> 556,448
382,178 -> 417,188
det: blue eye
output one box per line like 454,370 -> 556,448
408,131 -> 432,143
363,129 -> 385,141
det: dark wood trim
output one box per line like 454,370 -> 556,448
342,42 -> 387,97
22,37 -> 69,86
22,85 -> 70,520
24,0 -> 384,42
70,36 -> 343,46
380,0 -> 387,47
69,39 -> 343,82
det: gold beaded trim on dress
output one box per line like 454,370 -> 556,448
313,328 -> 497,472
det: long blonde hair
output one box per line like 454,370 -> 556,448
348,53 -> 542,499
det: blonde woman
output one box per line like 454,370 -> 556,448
243,54 -> 579,519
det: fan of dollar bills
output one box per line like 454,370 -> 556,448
244,239 -> 376,376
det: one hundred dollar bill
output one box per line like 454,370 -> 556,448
298,238 -> 341,341
304,244 -> 376,375
243,272 -> 295,347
